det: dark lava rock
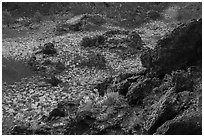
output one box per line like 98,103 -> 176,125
47,108 -> 66,121
146,10 -> 161,20
126,77 -> 160,106
42,59 -> 53,66
56,14 -> 87,34
67,22 -> 83,32
145,89 -> 194,134
81,35 -> 106,47
81,37 -> 95,47
112,79 -> 131,96
27,56 -> 37,67
27,55 -> 46,72
95,125 -> 126,135
141,19 -> 202,78
94,70 -> 147,97
94,76 -> 113,96
11,124 -> 52,135
112,72 -> 137,84
94,106 -> 145,135
64,111 -> 96,135
42,42 -> 57,56
127,31 -> 144,50
28,53 -> 65,76
171,70 -> 194,92
55,14 -> 107,35
64,99 -> 131,135
94,71 -> 141,96
57,100 -> 79,116
54,61 -> 66,74
34,42 -> 57,56
155,111 -> 202,135
103,29 -> 144,50
33,128 -> 51,135
79,53 -> 107,70
46,75 -> 62,86
103,29 -> 129,37
11,125 -> 32,135
140,48 -> 153,69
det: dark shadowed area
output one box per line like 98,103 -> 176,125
2,57 -> 35,84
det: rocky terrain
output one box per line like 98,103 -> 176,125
2,2 -> 202,135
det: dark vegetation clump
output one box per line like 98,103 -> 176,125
81,35 -> 106,47
79,52 -> 107,69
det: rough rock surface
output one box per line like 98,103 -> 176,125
55,14 -> 108,35
64,111 -> 96,135
145,89 -> 194,134
141,19 -> 202,78
126,77 -> 160,106
127,31 -> 144,50
40,42 -> 57,56
155,111 -> 202,135
80,29 -> 144,50
81,35 -> 106,47
57,14 -> 87,33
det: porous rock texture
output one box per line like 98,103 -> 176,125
154,111 -> 202,135
141,19 -> 202,78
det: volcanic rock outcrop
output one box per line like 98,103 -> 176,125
141,18 -> 202,78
